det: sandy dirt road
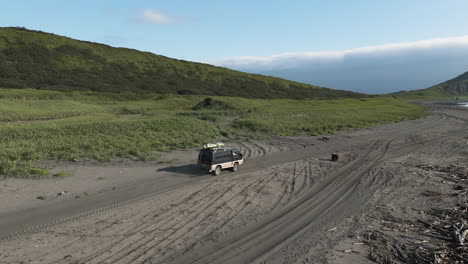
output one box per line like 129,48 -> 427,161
0,102 -> 466,264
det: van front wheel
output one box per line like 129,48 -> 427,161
232,162 -> 239,172
214,166 -> 222,176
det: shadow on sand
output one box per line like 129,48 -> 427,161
157,164 -> 208,177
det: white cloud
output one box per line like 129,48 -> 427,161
138,9 -> 175,25
214,35 -> 468,70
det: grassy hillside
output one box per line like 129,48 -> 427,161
393,71 -> 468,99
0,27 -> 363,99
0,88 -> 425,177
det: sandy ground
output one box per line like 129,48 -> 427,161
0,102 -> 466,264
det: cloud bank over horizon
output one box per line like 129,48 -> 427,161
213,36 -> 468,94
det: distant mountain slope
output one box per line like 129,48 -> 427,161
393,71 -> 468,98
440,71 -> 468,93
0,27 -> 363,99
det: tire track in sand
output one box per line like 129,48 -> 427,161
167,139 -> 393,264
42,182 -> 218,263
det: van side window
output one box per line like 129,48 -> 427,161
232,150 -> 242,160
213,151 -> 232,163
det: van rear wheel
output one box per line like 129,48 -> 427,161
232,162 -> 239,172
213,166 -> 222,176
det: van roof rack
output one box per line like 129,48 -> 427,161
203,142 -> 225,150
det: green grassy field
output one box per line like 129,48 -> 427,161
0,88 -> 426,177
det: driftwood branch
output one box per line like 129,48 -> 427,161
452,221 -> 467,245
393,242 -> 408,260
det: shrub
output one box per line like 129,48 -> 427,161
29,168 -> 50,176
54,172 -> 70,178
192,98 -> 235,111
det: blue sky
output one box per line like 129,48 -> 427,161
2,0 -> 468,62
2,1 -> 468,93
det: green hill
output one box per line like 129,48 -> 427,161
0,27 -> 363,99
393,71 -> 468,99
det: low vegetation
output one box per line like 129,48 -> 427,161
54,172 -> 70,178
0,88 -> 426,177
0,27 -> 363,99
29,168 -> 50,176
